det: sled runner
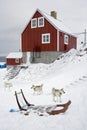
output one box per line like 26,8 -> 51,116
47,100 -> 71,115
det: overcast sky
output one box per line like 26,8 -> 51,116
0,0 -> 87,54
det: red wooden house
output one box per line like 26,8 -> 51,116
22,9 -> 77,63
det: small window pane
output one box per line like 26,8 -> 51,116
38,17 -> 44,27
31,18 -> 37,28
64,35 -> 69,45
43,36 -> 45,42
15,58 -> 19,63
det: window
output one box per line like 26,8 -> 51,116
64,35 -> 69,45
42,33 -> 50,44
31,18 -> 37,28
15,58 -> 19,63
38,17 -> 44,27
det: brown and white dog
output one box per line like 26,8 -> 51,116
31,84 -> 43,95
52,88 -> 65,102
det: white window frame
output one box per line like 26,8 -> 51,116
15,58 -> 19,63
38,17 -> 44,27
42,33 -> 50,44
31,18 -> 37,28
64,34 -> 69,45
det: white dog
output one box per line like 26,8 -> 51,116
31,84 -> 43,95
52,88 -> 65,102
4,82 -> 13,90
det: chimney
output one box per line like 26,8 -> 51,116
51,11 -> 57,19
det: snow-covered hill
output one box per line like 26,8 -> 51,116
0,48 -> 87,130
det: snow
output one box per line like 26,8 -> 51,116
6,52 -> 22,58
0,48 -> 87,130
0,62 -> 6,65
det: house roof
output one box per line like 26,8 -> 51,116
22,9 -> 76,37
23,8 -> 76,37
37,9 -> 75,36
7,52 -> 22,59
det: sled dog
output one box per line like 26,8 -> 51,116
52,88 -> 65,102
4,82 -> 13,90
31,84 -> 43,94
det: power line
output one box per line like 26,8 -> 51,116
73,32 -> 87,35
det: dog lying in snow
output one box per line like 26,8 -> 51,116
52,88 -> 65,102
31,84 -> 43,95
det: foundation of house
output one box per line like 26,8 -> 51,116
22,51 -> 63,64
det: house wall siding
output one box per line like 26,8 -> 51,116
59,32 -> 77,51
6,58 -> 22,65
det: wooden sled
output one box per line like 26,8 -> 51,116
15,89 -> 71,115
